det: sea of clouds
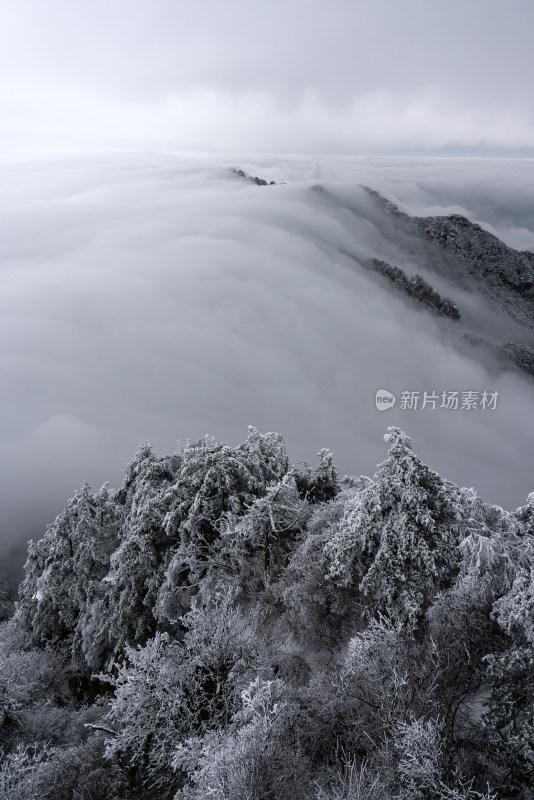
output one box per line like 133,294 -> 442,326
1,152 -> 534,552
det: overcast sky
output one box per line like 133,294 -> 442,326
1,0 -> 534,153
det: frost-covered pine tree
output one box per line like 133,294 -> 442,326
156,428 -> 290,622
102,443 -> 178,660
18,482 -> 119,664
217,473 -> 307,596
324,427 -> 460,625
294,448 -> 341,504
483,565 -> 534,793
456,487 -> 534,603
105,585 -> 259,793
167,427 -> 289,549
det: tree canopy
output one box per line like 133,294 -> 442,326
4,426 -> 534,799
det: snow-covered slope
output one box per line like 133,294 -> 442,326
364,186 -> 534,330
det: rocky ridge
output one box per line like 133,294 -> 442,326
364,258 -> 461,320
234,172 -> 534,380
362,188 -> 534,378
231,168 -> 277,186
364,187 -> 534,329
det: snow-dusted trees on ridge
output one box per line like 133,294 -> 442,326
104,585 -> 261,795
482,564 -> 534,792
8,424 -> 534,799
17,427 -> 292,671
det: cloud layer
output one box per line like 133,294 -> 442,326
1,153 -> 534,552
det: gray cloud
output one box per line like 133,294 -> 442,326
1,153 -> 534,554
2,0 -> 532,101
0,0 -> 533,152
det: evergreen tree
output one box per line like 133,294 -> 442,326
457,487 -> 534,602
294,448 -> 341,504
217,473 -> 308,599
102,444 -> 178,659
105,586 -> 259,795
17,482 -> 119,664
325,427 -> 460,624
156,428 -> 289,623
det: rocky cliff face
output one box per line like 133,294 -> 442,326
364,258 -> 461,320
414,212 -> 534,296
364,187 -> 534,331
363,189 -> 534,379
354,187 -> 534,378
500,341 -> 534,377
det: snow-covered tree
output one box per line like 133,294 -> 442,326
105,585 -> 259,792
101,444 -> 178,660
216,473 -> 308,598
0,742 -> 57,800
276,489 -> 361,648
17,482 -> 119,665
491,566 -> 534,646
482,567 -> 534,792
425,488 -> 534,724
483,641 -> 534,793
514,491 -> 534,535
294,448 -> 341,504
455,487 -> 533,599
324,428 -> 460,624
156,428 -> 290,622
171,677 -> 303,800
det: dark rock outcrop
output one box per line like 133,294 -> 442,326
232,168 -> 276,186
364,258 -> 461,320
462,332 -> 534,379
500,341 -> 534,377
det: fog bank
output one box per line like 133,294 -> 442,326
1,153 -> 534,552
